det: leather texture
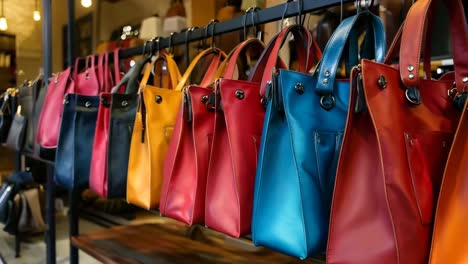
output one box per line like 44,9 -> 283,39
55,53 -> 113,190
127,53 -> 184,210
90,56 -> 149,198
160,47 -> 226,222
252,15 -> 385,259
54,94 -> 100,190
204,38 -> 266,238
327,1 -> 465,263
5,111 -> 26,151
89,50 -> 129,198
36,67 -> 74,159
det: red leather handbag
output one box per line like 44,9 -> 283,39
327,0 -> 466,263
36,67 -> 74,159
73,55 -> 100,95
89,50 -> 123,198
160,47 -> 226,225
204,38 -> 266,237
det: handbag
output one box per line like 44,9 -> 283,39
252,13 -> 386,259
55,54 -> 109,190
5,106 -> 26,151
126,52 -> 183,210
17,187 -> 46,234
0,88 -> 18,143
88,50 -> 123,198
204,38 -> 267,237
0,183 -> 15,223
159,47 -> 226,221
36,67 -> 74,160
90,54 -> 149,198
327,0 -> 465,263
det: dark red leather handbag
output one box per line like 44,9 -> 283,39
327,0 -> 467,263
73,55 -> 100,95
35,67 -> 74,159
160,47 -> 226,225
204,38 -> 266,238
89,50 -> 123,198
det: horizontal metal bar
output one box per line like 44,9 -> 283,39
109,0 -> 354,60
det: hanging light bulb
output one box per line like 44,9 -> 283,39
33,0 -> 41,21
0,0 -> 7,31
81,0 -> 92,8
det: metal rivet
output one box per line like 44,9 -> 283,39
121,101 -> 128,107
235,90 -> 245,99
408,73 -> 415,80
155,95 -> 163,104
85,71 -> 90,80
54,77 -> 59,84
325,71 -> 330,77
320,95 -> 336,110
63,99 -> 69,105
463,77 -> 468,83
294,83 -> 305,95
377,75 -> 387,89
408,65 -> 414,71
85,101 -> 91,108
323,78 -> 328,85
201,95 -> 209,103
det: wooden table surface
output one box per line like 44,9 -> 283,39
72,218 -> 325,264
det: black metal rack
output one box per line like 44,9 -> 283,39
37,0 -> 355,263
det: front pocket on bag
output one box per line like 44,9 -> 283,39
404,131 -> 453,225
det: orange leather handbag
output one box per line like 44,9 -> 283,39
126,53 -> 182,210
327,0 -> 467,263
160,47 -> 226,223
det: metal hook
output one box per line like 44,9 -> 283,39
207,19 -> 219,48
243,7 -> 261,40
297,0 -> 305,25
154,37 -> 161,57
280,0 -> 292,30
184,27 -> 197,68
340,0 -> 344,22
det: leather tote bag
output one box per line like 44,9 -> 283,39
16,80 -> 37,153
36,67 -> 74,159
17,187 -> 46,234
327,0 -> 465,263
0,88 -> 18,143
5,106 -> 26,151
55,55 -> 107,190
203,38 -> 268,237
90,55 -> 149,198
89,51 -> 125,198
126,53 -> 183,210
159,47 -> 226,222
252,13 -> 386,259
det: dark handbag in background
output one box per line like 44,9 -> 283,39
5,106 -> 26,151
0,88 -> 18,143
0,183 -> 15,223
17,187 -> 46,234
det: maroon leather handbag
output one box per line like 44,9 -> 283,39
327,0 -> 466,263
35,67 -> 74,159
89,50 -> 122,198
160,48 -> 226,225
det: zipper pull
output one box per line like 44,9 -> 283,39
353,65 -> 367,114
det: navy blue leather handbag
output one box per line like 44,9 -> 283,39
55,94 -> 100,190
252,12 -> 386,259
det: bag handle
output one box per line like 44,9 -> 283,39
111,56 -> 151,95
73,55 -> 96,82
315,11 -> 386,96
399,0 -> 468,91
113,48 -> 122,84
217,38 -> 265,80
251,25 -> 321,96
139,53 -> 181,90
175,48 -> 227,91
97,52 -> 111,93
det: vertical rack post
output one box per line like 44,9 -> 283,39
14,152 -> 21,258
42,0 -> 55,263
67,1 -> 80,264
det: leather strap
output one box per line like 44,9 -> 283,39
113,48 -> 122,84
220,38 -> 265,80
175,48 -> 227,91
400,0 -> 468,90
199,52 -> 225,87
140,53 -> 181,90
316,12 -> 386,95
111,56 -> 151,95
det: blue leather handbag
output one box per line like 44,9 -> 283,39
55,94 -> 100,190
252,12 -> 386,259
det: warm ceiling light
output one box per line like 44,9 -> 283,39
0,0 -> 7,31
33,0 -> 40,21
33,10 -> 41,21
81,0 -> 92,8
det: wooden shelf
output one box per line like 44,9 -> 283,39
72,217 -> 325,264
